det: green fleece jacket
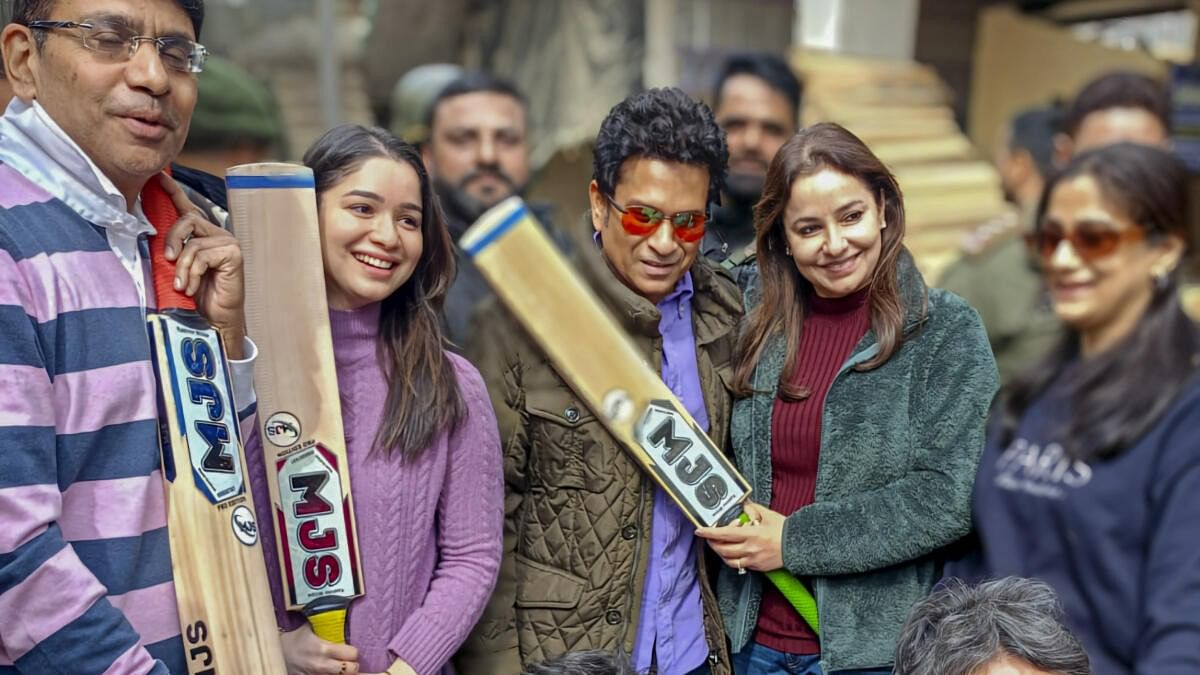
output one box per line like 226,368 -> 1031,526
718,252 -> 998,672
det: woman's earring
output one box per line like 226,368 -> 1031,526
785,246 -> 791,255
1154,270 -> 1171,293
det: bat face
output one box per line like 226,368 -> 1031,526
634,399 -> 744,526
273,443 -> 360,607
149,312 -> 253,524
228,162 -> 364,643
148,310 -> 286,673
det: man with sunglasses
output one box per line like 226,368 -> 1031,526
0,1 -> 258,673
459,87 -> 740,675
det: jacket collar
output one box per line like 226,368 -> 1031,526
574,213 -> 741,344
0,99 -> 152,238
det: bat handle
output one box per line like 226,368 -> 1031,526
736,512 -> 821,635
143,169 -> 197,312
302,597 -> 350,644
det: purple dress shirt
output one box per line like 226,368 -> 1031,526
631,271 -> 710,675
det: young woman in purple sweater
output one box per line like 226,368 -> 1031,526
246,124 -> 503,675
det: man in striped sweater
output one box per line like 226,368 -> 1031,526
0,1 -> 257,672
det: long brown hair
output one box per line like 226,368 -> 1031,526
732,123 -> 911,399
304,124 -> 466,459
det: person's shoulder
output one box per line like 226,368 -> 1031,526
691,255 -> 742,314
928,285 -> 980,317
956,209 -> 1024,260
0,161 -> 56,227
922,287 -> 993,360
446,350 -> 485,385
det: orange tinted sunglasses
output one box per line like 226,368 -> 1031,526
1025,222 -> 1145,263
605,195 -> 707,243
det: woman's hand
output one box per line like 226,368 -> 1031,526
279,623 -> 360,675
695,501 -> 787,572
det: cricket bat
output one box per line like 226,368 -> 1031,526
227,163 -> 364,643
460,197 -> 821,633
143,176 -> 288,673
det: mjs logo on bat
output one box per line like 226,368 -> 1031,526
158,318 -> 246,505
634,399 -> 746,526
275,445 -> 361,606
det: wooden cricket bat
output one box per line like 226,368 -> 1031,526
143,177 -> 288,673
227,163 -> 364,644
461,197 -> 821,633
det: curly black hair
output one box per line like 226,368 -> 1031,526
592,87 -> 728,204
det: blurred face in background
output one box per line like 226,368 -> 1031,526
423,91 -> 530,222
783,168 -> 884,299
1056,107 -> 1170,164
993,128 -> 1042,210
1036,174 -> 1182,355
715,74 -> 795,202
589,157 -> 707,304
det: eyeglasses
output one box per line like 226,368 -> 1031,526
1025,222 -> 1145,263
27,20 -> 208,73
604,194 -> 707,243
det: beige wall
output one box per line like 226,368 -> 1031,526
969,5 -> 1168,156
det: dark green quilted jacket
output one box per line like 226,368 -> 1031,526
718,252 -> 998,672
457,228 -> 743,675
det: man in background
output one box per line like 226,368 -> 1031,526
940,71 -> 1171,383
939,105 -> 1061,384
421,71 -> 565,345
705,52 -> 801,269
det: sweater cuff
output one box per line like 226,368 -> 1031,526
781,508 -> 816,576
388,617 -> 460,675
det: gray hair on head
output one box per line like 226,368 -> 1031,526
893,577 -> 1091,675
520,650 -> 637,675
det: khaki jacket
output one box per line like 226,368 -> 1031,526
456,229 -> 742,675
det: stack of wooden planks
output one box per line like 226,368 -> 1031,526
791,48 -> 1013,283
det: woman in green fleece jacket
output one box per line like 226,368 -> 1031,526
697,123 -> 998,674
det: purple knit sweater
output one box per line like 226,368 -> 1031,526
246,303 -> 503,674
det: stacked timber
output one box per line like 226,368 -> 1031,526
791,48 -> 1013,282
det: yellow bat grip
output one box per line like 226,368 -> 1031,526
307,608 -> 347,644
738,512 -> 820,635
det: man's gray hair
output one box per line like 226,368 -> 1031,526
894,577 -> 1091,675
520,650 -> 636,675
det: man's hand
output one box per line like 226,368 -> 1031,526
695,500 -> 786,573
157,172 -> 247,358
279,624 -> 361,675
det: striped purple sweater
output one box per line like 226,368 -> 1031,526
0,160 -> 184,674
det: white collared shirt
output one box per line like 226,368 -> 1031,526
0,98 -> 258,410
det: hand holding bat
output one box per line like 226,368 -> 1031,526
696,500 -> 786,573
280,625 -> 360,675
156,173 -> 247,357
